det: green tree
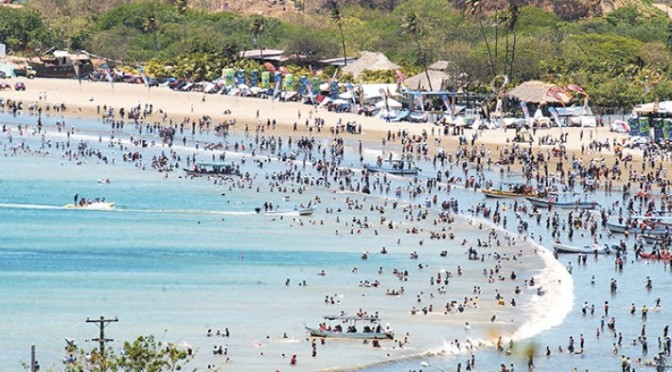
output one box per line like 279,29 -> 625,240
401,12 -> 432,91
466,0 -> 495,77
327,0 -> 348,67
250,17 -> 265,61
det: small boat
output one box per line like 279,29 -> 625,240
97,178 -> 111,184
184,161 -> 240,177
305,315 -> 394,340
526,196 -> 599,210
606,220 -> 669,235
64,201 -> 115,211
364,160 -> 420,176
553,242 -> 611,254
298,206 -> 317,216
482,188 -> 539,199
638,251 -> 672,261
641,233 -> 671,245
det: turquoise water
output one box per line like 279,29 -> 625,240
1,109 -> 668,372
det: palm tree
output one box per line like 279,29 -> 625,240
327,0 -> 348,67
466,0 -> 496,77
402,12 -> 432,91
143,13 -> 160,51
507,2 -> 520,79
250,17 -> 265,62
176,0 -> 188,43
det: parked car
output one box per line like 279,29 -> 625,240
14,82 -> 26,91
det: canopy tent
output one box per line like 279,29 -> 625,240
341,51 -> 399,78
375,98 -> 402,109
507,81 -> 571,104
634,100 -> 672,115
0,62 -> 16,78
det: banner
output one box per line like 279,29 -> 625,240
223,68 -> 234,87
653,118 -> 664,142
548,107 -> 562,127
102,64 -> 114,88
330,80 -> 339,100
235,69 -> 246,86
664,119 -> 672,140
298,76 -> 307,95
137,66 -> 149,87
284,74 -> 294,91
346,83 -> 356,105
261,71 -> 270,89
520,101 -> 531,126
250,70 -> 259,87
628,117 -> 639,136
272,72 -> 283,100
638,117 -> 650,137
441,94 -> 451,112
311,77 -> 320,94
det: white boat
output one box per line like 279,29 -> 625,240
298,206 -> 317,216
305,315 -> 393,340
552,242 -> 611,254
64,202 -> 115,211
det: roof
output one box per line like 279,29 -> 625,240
341,51 -> 399,78
428,60 -> 450,71
319,56 -> 358,67
238,49 -> 285,60
404,70 -> 450,92
507,80 -> 571,104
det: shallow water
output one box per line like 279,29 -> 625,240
1,110 -> 667,372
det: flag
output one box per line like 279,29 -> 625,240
495,98 -> 503,118
546,85 -> 569,105
566,84 -> 587,97
306,81 -> 315,104
263,62 -> 276,72
394,69 -> 405,84
138,66 -> 150,87
548,107 -> 562,127
520,101 -> 531,126
272,72 -> 282,100
441,94 -> 451,112
102,64 -> 114,88
346,83 -> 356,105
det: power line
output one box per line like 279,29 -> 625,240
86,316 -> 118,356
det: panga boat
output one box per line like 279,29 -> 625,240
481,185 -> 540,199
364,160 -> 420,176
552,242 -> 611,254
184,161 -> 240,177
298,206 -> 317,216
638,251 -> 672,261
305,315 -> 394,340
64,202 -> 115,211
526,196 -> 599,210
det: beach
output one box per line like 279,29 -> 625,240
0,77 -> 669,372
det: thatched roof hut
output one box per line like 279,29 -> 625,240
404,70 -> 450,91
341,51 -> 399,78
507,80 -> 571,104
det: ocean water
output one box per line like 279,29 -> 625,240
0,109 -> 668,372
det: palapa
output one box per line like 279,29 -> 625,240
404,69 -> 450,92
341,51 -> 399,78
507,80 -> 571,104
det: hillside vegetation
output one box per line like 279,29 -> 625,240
1,0 -> 672,109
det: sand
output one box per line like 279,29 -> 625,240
0,77 -> 638,168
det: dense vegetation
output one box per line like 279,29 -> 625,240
2,0 -> 672,110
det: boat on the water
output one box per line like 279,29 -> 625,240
606,218 -> 671,235
481,185 -> 541,199
64,201 -> 115,211
364,159 -> 420,176
526,195 -> 599,210
305,315 -> 394,340
553,242 -> 612,254
298,206 -> 317,216
638,250 -> 672,261
184,161 -> 240,177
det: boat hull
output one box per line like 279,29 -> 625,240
526,197 -> 598,210
64,202 -> 115,211
305,326 -> 393,340
482,189 -> 538,199
606,221 -> 668,235
638,251 -> 672,261
552,243 -> 610,254
364,164 -> 419,176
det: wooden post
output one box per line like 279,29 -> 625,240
30,344 -> 36,372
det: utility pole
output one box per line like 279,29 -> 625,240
86,316 -> 118,356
